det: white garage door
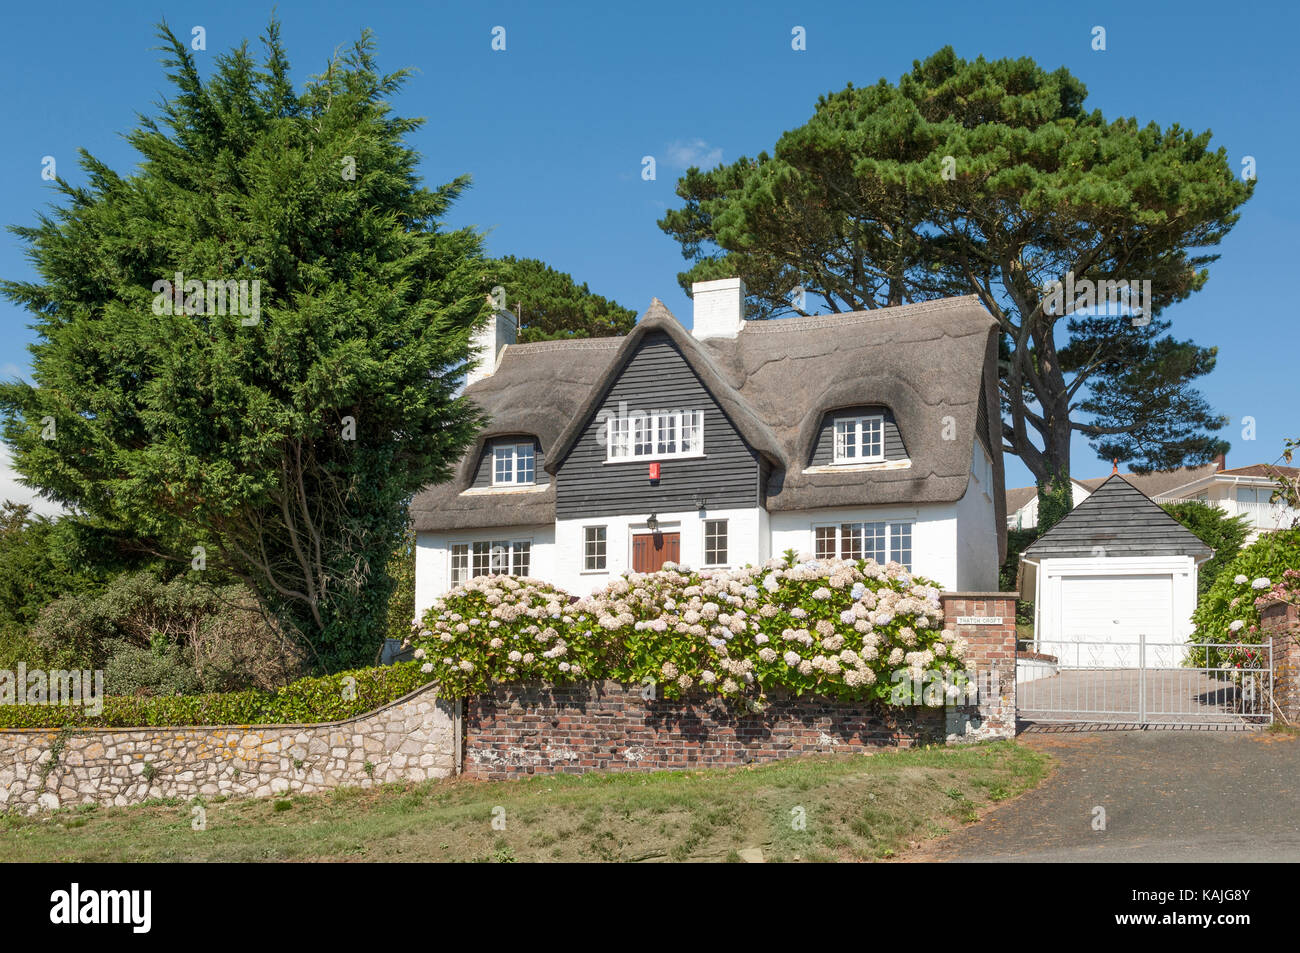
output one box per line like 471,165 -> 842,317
1050,574 -> 1175,667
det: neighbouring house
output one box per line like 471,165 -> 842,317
1006,457 -> 1300,542
411,278 -> 1007,615
1018,475 -> 1214,667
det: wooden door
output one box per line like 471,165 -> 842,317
632,532 -> 680,573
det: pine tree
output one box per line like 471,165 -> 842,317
660,47 -> 1250,505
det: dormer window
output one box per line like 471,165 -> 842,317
492,440 -> 536,485
833,413 -> 884,464
607,410 -> 704,461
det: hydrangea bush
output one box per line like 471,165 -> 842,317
1191,529 -> 1300,651
408,575 -> 603,696
408,553 -> 968,705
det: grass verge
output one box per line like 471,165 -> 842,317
0,741 -> 1048,862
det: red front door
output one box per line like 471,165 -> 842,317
632,532 -> 680,573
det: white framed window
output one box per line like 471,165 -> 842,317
703,519 -> 728,566
606,410 -> 704,461
492,441 -> 536,485
832,414 -> 884,464
584,526 -> 607,571
450,543 -> 470,586
813,521 -> 912,570
451,539 -> 531,586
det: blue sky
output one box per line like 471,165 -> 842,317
1,0 -> 1296,508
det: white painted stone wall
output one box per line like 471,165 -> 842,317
0,684 -> 455,815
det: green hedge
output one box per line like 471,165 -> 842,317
0,662 -> 430,730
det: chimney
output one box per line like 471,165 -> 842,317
1215,452 -> 1226,472
691,277 -> 746,340
467,305 -> 517,387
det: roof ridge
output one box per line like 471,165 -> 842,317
744,295 -> 987,334
504,338 -> 625,354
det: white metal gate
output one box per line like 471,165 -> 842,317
1017,636 -> 1273,727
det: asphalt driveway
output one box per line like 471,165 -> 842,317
910,728 -> 1300,862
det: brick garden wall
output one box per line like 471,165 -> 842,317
463,592 -> 1021,779
463,681 -> 946,780
1262,601 -> 1300,722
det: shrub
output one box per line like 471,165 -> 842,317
1161,500 -> 1251,597
26,571 -> 306,693
102,637 -> 201,697
383,522 -> 417,644
1192,529 -> 1300,646
408,575 -> 602,696
0,662 -> 428,729
410,553 -> 965,704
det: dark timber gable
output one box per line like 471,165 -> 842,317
554,331 -> 761,519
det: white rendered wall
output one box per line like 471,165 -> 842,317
553,506 -> 764,595
953,444 -> 1000,591
415,524 -> 555,618
769,502 -> 961,590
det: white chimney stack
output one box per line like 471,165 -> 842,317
467,306 -> 517,386
691,277 -> 746,340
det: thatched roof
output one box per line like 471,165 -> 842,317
698,296 -> 1001,517
409,337 -> 621,532
413,295 -> 1003,544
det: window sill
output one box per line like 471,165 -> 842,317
604,453 -> 707,465
463,484 -> 549,495
579,568 -> 609,575
804,458 -> 911,474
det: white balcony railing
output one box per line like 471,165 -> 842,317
1152,495 -> 1300,531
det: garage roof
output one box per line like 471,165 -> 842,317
1021,475 -> 1214,561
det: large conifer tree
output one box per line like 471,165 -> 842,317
0,21 -> 487,669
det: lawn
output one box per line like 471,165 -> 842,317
0,742 -> 1049,862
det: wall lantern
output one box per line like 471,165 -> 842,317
648,462 -> 661,481
646,513 -> 660,533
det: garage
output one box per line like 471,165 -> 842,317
1019,475 -> 1212,669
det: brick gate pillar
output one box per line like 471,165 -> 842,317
940,592 -> 1019,742
1262,601 -> 1300,724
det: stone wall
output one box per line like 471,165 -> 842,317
1262,601 -> 1300,723
464,681 -> 946,780
0,685 -> 456,815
